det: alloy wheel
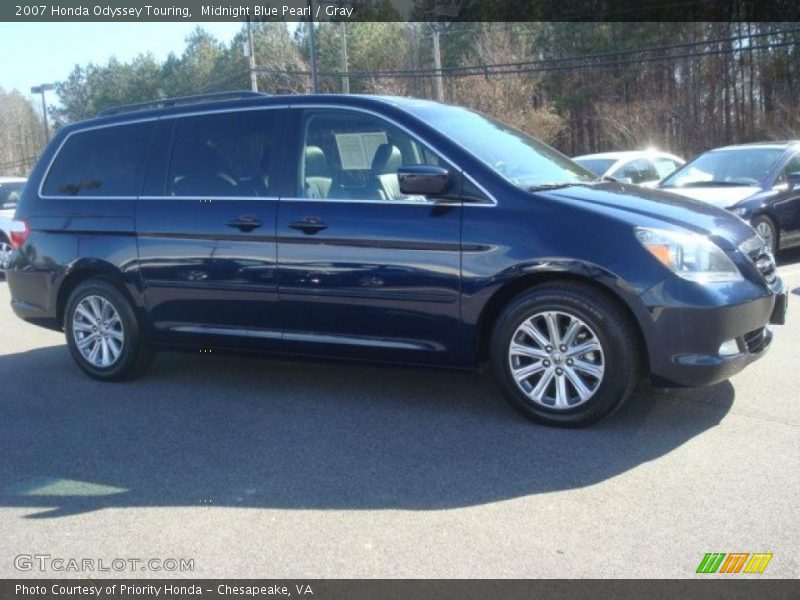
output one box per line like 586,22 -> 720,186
508,310 -> 605,410
72,295 -> 125,368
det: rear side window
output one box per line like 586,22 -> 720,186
168,110 -> 277,198
42,122 -> 154,197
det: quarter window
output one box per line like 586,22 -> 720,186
168,111 -> 277,197
42,122 -> 154,197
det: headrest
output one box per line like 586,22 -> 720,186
304,146 -> 329,178
371,143 -> 402,174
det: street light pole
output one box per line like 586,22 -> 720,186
307,0 -> 318,93
340,21 -> 349,94
246,16 -> 258,92
30,83 -> 54,142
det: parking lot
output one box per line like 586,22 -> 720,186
1,254 -> 799,579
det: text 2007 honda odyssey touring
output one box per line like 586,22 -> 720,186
5,92 -> 788,426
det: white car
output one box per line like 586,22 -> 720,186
573,151 -> 685,187
0,176 -> 26,273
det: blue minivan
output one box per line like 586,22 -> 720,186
5,92 -> 788,426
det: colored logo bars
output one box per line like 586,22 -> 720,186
697,553 -> 773,574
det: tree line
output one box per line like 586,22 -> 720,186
2,22 -> 798,176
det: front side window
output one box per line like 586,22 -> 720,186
42,122 -> 154,197
422,106 -> 594,189
612,158 -> 656,184
573,158 -> 616,177
168,111 -> 276,197
661,148 -> 784,188
297,110 -> 446,201
653,157 -> 682,179
775,152 -> 800,186
0,181 -> 25,209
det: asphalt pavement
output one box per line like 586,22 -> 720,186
1,252 -> 798,578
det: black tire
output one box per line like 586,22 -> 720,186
752,215 -> 778,255
490,282 -> 641,427
64,279 -> 155,381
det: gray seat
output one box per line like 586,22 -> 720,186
370,143 -> 403,200
304,146 -> 333,199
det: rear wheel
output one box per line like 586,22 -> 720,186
64,279 -> 154,381
752,215 -> 778,255
490,282 -> 641,427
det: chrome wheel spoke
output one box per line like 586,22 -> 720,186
512,360 -> 546,383
567,340 -> 601,358
528,369 -> 554,400
509,342 -> 549,360
521,321 -> 549,349
544,312 -> 561,346
562,320 -> 582,346
554,375 -> 569,408
565,368 -> 593,401
76,306 -> 98,326
571,359 -> 603,378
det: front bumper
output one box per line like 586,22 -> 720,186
643,279 -> 787,388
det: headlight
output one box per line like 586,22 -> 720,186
635,227 -> 743,283
730,207 -> 749,217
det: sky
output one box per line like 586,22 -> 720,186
0,22 -> 249,103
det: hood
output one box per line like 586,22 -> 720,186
538,182 -> 757,249
656,185 -> 760,208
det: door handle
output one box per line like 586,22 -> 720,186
289,217 -> 328,234
225,215 -> 262,232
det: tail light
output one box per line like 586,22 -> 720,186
9,219 -> 29,249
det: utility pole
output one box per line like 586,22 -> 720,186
432,27 -> 444,102
30,83 -> 54,142
340,21 -> 349,94
307,0 -> 318,93
245,17 -> 258,92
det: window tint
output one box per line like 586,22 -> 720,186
298,110 -> 447,201
662,148 -> 784,188
612,158 -> 655,184
43,123 -> 154,197
168,111 -> 276,197
0,181 -> 25,209
653,157 -> 681,179
783,153 -> 800,179
574,158 -> 617,177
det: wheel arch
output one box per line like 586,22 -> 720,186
56,259 -> 142,328
474,269 -> 649,371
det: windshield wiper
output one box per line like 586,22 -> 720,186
670,181 -> 753,188
526,182 -> 591,192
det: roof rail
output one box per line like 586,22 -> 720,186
98,91 -> 269,117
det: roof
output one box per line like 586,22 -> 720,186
710,141 -> 800,151
574,150 -> 683,161
66,92 -> 446,134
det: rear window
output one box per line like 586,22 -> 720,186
574,158 -> 617,177
42,122 -> 154,197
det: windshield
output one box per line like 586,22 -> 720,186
426,107 -> 595,188
574,158 -> 617,177
661,148 -> 784,188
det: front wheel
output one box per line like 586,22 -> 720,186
490,282 -> 641,427
0,236 -> 11,274
64,279 -> 154,381
752,215 -> 778,255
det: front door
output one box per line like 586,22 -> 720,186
276,108 -> 462,364
137,108 -> 285,349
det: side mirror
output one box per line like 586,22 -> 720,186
787,172 -> 800,191
398,165 -> 450,196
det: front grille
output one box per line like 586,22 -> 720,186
743,327 -> 768,354
742,236 -> 777,284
